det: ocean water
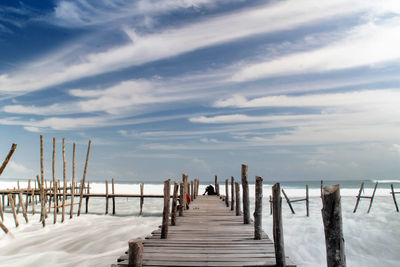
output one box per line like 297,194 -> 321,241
0,179 -> 400,267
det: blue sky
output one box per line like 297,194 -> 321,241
1,0 -> 400,182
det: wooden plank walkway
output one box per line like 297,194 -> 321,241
112,195 -> 296,267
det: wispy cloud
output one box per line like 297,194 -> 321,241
231,18 -> 400,82
1,0 -> 387,94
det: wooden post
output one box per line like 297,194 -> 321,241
231,177 -> 235,211
269,195 -> 272,215
70,143 -> 76,219
85,182 -> 90,214
182,174 -> 187,210
179,182 -> 184,216
320,180 -> 323,198
214,175 -> 218,195
272,183 -> 286,267
40,135 -> 46,227
78,140 -> 91,216
31,188 -> 35,215
281,189 -> 295,214
391,184 -> 399,212
26,179 -> 31,211
62,138 -> 66,223
0,220 -> 8,234
306,184 -> 309,217
140,182 -> 144,215
18,191 -> 29,223
171,181 -> 179,226
353,182 -> 364,213
128,238 -> 143,267
254,176 -> 263,240
0,143 -> 17,177
0,195 -> 3,221
112,178 -> 116,215
225,179 -> 229,207
16,180 -> 21,214
241,164 -> 250,224
105,180 -> 109,214
191,180 -> 194,201
161,179 -> 171,239
367,182 -> 378,213
8,194 -> 19,227
322,184 -> 346,267
235,182 -> 240,216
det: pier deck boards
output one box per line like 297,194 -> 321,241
113,195 -> 296,267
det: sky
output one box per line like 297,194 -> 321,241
1,0 -> 400,183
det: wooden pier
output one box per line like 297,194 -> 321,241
113,195 -> 296,267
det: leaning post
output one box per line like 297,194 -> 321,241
322,184 -> 346,267
254,176 -> 263,240
272,183 -> 286,267
161,179 -> 171,239
241,164 -> 250,224
77,140 -> 91,216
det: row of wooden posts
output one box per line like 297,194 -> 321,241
127,164 -> 346,267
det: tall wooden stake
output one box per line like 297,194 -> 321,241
19,191 -> 28,223
353,182 -> 364,213
391,184 -> 399,212
161,179 -> 171,239
78,140 -> 91,216
112,178 -> 116,215
171,181 -> 179,226
367,182 -> 378,213
182,174 -> 188,210
231,176 -> 235,211
241,164 -> 250,224
140,182 -> 144,215
225,179 -> 229,207
105,180 -> 109,214
306,184 -> 309,217
0,143 -> 17,177
62,138 -> 66,223
272,183 -> 286,267
235,182 -> 240,216
254,176 -> 263,240
8,194 -> 19,227
70,143 -> 76,219
322,184 -> 346,267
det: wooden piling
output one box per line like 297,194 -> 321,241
112,178 -> 116,215
31,188 -> 35,215
269,195 -> 272,215
272,183 -> 286,267
391,184 -> 399,212
282,189 -> 295,214
161,179 -> 171,239
191,180 -> 194,201
225,179 -> 229,207
0,143 -> 17,177
235,182 -> 240,216
70,143 -> 76,219
26,179 -> 31,211
0,220 -> 8,234
62,138 -> 66,222
179,182 -> 184,216
0,195 -> 3,221
18,191 -> 29,223
353,182 -> 364,213
306,184 -> 309,217
78,140 -> 91,216
8,194 -> 19,227
231,176 -> 235,211
171,181 -> 179,226
254,176 -> 263,240
16,180 -> 21,214
367,182 -> 378,213
214,175 -> 218,195
86,182 -> 90,214
322,184 -> 346,267
105,180 -> 109,214
182,174 -> 188,210
140,182 -> 144,215
40,135 -> 46,226
128,238 -> 143,267
241,164 -> 250,224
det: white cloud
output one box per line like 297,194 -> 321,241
1,0 -> 389,94
231,18 -> 400,82
7,161 -> 34,175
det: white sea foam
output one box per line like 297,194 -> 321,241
0,181 -> 399,267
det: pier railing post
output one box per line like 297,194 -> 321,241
182,174 -> 188,210
225,179 -> 229,207
241,164 -> 250,224
140,182 -> 144,215
235,182 -> 240,216
215,175 -> 219,195
231,177 -> 235,210
322,184 -> 346,267
254,176 -> 263,240
171,181 -> 179,226
179,182 -> 184,216
191,180 -> 194,201
128,238 -> 143,267
161,179 -> 171,239
272,183 -> 286,267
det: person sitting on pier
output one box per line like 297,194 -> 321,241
203,184 -> 216,195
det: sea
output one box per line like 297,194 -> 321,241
0,179 -> 399,267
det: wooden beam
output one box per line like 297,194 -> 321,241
128,238 -> 143,267
70,143 -> 76,219
281,189 -> 295,214
241,164 -> 250,224
171,181 -> 179,226
161,179 -> 171,239
353,182 -> 364,213
367,182 -> 378,213
272,183 -> 286,267
0,143 -> 17,177
391,184 -> 399,212
77,140 -> 91,216
254,176 -> 263,240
